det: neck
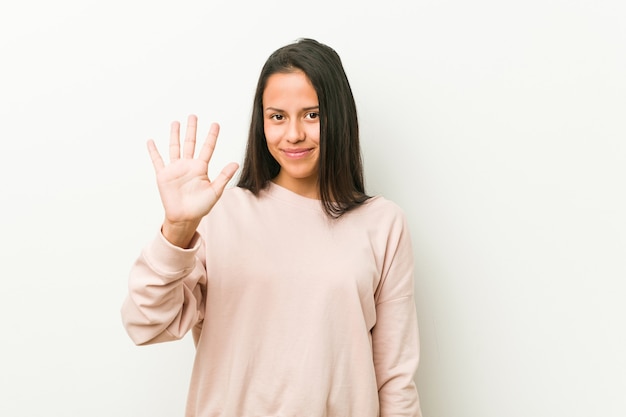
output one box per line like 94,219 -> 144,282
272,173 -> 320,200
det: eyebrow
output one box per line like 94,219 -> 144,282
264,106 -> 320,113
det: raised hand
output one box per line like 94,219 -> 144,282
147,115 -> 239,248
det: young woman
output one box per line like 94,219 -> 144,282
122,38 -> 422,417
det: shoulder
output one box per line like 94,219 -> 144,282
340,195 -> 410,239
202,186 -> 259,223
216,185 -> 258,206
352,195 -> 407,223
199,186 -> 262,236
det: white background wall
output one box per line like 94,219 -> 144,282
1,1 -> 624,416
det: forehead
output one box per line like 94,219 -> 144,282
263,71 -> 318,106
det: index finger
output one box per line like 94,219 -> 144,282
198,122 -> 220,163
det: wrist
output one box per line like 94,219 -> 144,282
161,219 -> 200,249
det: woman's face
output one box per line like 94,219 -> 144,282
263,70 -> 321,198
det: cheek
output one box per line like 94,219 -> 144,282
263,122 -> 280,145
307,124 -> 321,144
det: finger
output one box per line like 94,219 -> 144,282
210,162 -> 240,198
183,114 -> 198,159
147,139 -> 165,172
169,121 -> 181,161
199,123 -> 220,163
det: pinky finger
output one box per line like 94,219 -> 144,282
147,139 -> 165,172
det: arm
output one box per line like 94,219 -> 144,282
121,231 -> 207,345
121,115 -> 238,344
372,211 -> 422,417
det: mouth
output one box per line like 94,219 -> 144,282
281,148 -> 314,159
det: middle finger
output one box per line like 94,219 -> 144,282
183,114 -> 198,159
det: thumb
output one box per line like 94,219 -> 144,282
211,162 -> 240,198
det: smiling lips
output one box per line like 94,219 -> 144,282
282,148 -> 314,159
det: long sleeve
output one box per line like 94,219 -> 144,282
372,212 -> 422,417
121,231 -> 207,346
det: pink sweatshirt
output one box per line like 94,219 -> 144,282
122,183 -> 422,416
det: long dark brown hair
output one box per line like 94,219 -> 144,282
237,38 -> 369,218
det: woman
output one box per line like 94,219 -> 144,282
122,38 -> 422,417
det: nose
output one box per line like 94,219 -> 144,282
285,119 -> 305,143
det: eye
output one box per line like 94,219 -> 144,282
270,114 -> 285,121
305,112 -> 319,120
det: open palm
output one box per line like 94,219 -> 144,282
148,115 -> 239,235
